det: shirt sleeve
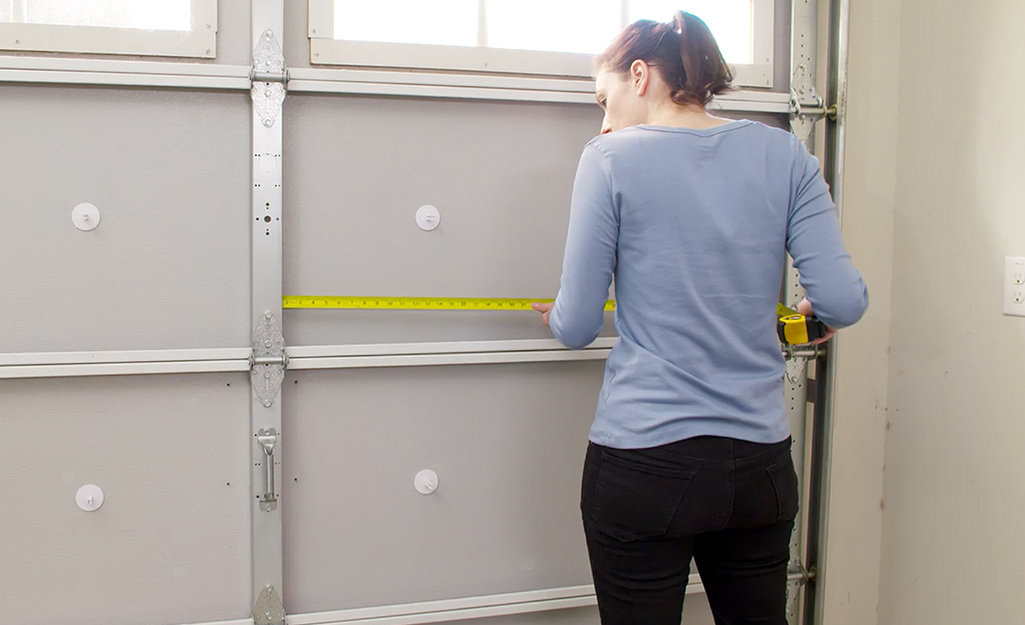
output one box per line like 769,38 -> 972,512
786,138 -> 869,328
549,143 -> 619,349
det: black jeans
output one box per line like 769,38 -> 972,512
581,435 -> 799,625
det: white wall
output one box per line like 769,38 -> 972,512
877,0 -> 1025,623
817,0 -> 900,623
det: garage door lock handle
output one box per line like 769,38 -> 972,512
257,428 -> 278,511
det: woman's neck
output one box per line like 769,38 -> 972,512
647,101 -> 733,130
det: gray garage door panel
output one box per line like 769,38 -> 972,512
0,372 -> 252,625
283,94 -> 613,346
282,362 -> 605,614
0,86 -> 250,354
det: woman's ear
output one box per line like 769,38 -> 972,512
630,60 -> 649,97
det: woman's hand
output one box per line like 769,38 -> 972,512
796,298 -> 837,345
531,302 -> 554,328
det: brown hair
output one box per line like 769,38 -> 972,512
595,11 -> 734,107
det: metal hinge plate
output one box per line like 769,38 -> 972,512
252,312 -> 286,408
253,584 -> 285,625
252,29 -> 287,128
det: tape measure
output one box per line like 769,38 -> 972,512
776,303 -> 828,345
282,296 -> 616,312
283,297 -> 822,345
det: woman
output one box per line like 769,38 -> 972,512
531,11 -> 868,625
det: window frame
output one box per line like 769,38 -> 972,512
308,0 -> 773,89
0,0 -> 218,58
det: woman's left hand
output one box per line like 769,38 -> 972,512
796,298 -> 837,345
531,302 -> 554,327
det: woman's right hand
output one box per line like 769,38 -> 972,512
531,301 -> 554,328
796,298 -> 837,345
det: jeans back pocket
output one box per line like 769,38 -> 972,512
590,448 -> 698,542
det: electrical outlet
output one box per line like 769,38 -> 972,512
1005,257 -> 1025,316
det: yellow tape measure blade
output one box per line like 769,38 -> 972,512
283,297 -> 617,311
283,296 -> 613,311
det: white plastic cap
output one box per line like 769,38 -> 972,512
414,469 -> 439,495
76,484 -> 104,511
416,205 -> 440,231
72,203 -> 101,231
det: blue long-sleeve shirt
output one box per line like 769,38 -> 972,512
550,121 -> 868,448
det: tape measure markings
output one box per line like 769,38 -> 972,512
283,297 -> 616,311
286,298 -> 799,315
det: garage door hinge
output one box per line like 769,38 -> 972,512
789,62 -> 840,145
251,312 -> 287,408
251,29 -> 287,128
253,584 -> 285,625
791,89 -> 838,122
790,89 -> 839,146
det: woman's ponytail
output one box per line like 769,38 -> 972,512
672,11 -> 734,106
